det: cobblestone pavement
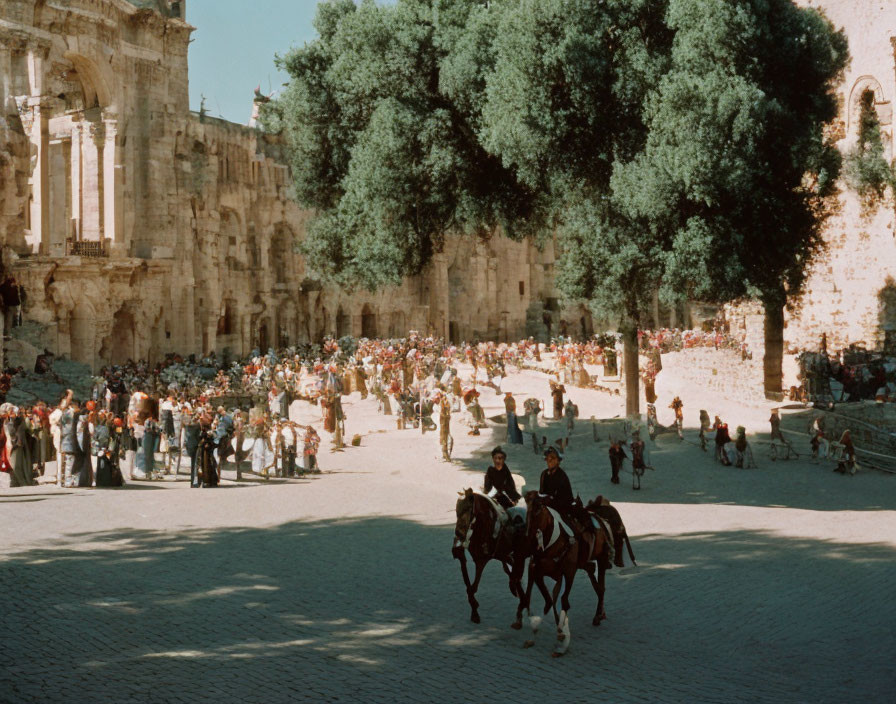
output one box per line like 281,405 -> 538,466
2,363 -> 895,703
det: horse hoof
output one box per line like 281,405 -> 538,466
523,640 -> 535,649
551,651 -> 565,658
510,621 -> 522,630
471,613 -> 480,624
592,617 -> 601,626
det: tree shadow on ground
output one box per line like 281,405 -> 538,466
2,517 -> 894,703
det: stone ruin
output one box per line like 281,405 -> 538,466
0,0 -> 893,381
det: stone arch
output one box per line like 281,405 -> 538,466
217,299 -> 237,336
848,75 -> 888,134
100,306 -> 136,366
361,304 -> 377,339
62,52 -> 115,111
257,317 -> 270,352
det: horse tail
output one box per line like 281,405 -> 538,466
623,531 -> 636,566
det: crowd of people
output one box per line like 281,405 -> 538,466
1,325 -> 869,490
0,333 -> 560,489
796,342 -> 896,404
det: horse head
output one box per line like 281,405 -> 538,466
453,488 -> 475,557
523,490 -> 549,550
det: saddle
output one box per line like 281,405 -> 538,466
586,497 -> 626,568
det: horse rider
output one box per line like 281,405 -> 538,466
539,445 -> 580,530
484,446 -> 521,510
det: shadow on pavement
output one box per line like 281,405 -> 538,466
2,517 -> 894,703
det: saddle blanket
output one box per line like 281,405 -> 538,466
545,507 -> 575,550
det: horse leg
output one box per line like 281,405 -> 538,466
586,561 -> 607,625
584,562 -> 602,626
550,576 -> 563,630
534,567 -> 553,615
522,562 -> 542,648
511,557 -> 528,630
467,559 -> 486,624
552,570 -> 575,657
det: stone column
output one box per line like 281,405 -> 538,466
102,118 -> 122,247
81,122 -> 104,242
27,101 -> 48,254
70,123 -> 81,241
47,137 -> 68,254
26,50 -> 48,254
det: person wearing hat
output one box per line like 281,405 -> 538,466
484,446 -> 521,510
539,445 -> 574,515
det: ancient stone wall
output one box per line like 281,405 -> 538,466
784,0 -> 896,353
0,0 -> 581,370
724,0 -> 896,373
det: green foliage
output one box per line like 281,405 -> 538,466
270,0 -> 547,290
616,0 -> 849,310
272,0 -> 849,337
844,89 -> 896,210
478,0 -> 673,325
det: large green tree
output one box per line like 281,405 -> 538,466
472,0 -> 674,415
266,0 -> 546,291
616,0 -> 849,395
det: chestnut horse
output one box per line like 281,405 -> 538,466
518,491 -> 611,656
453,488 -> 525,624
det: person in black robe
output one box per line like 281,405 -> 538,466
197,422 -> 219,488
183,410 -> 201,487
483,446 -> 520,509
608,440 -> 626,485
70,408 -> 93,487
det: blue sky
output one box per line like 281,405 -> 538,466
187,0 -> 321,124
187,0 -> 395,125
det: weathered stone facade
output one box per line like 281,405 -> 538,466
0,0 -> 589,370
2,0 -> 894,372
727,0 -> 896,359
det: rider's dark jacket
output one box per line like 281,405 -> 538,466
484,464 -> 521,508
539,465 -> 574,512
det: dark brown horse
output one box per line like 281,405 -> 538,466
453,488 -> 524,624
518,491 -> 612,656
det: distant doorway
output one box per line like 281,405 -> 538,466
361,305 -> 377,339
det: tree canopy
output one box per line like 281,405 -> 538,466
270,0 -> 850,400
266,0 -> 547,290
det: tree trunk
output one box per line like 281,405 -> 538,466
763,298 -> 785,396
623,324 -> 640,417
